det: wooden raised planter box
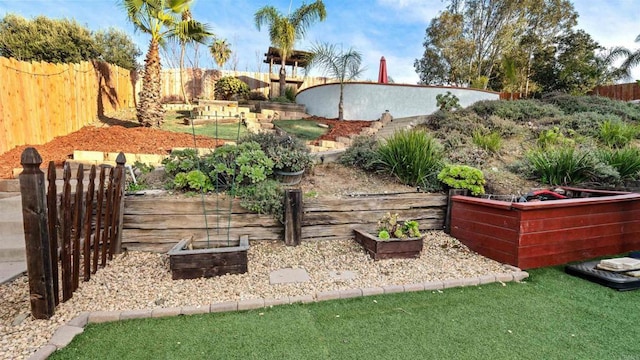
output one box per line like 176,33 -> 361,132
450,187 -> 640,270
353,229 -> 423,260
168,235 -> 249,280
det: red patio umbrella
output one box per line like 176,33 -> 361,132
378,56 -> 388,84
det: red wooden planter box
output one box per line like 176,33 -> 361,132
354,229 -> 423,260
450,188 -> 640,269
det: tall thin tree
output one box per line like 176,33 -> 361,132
120,0 -> 210,127
254,0 -> 326,97
306,43 -> 364,120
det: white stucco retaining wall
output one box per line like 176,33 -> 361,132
296,83 -> 500,120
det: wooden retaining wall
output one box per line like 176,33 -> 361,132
122,192 -> 447,252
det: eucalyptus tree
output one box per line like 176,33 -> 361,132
94,27 -> 141,71
254,0 -> 326,97
210,38 -> 232,69
414,0 -> 577,91
306,42 -> 364,120
120,0 -> 211,127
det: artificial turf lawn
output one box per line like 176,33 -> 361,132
50,266 -> 640,360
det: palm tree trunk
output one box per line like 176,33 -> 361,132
137,39 -> 165,127
279,59 -> 287,97
180,43 -> 190,105
338,85 -> 344,120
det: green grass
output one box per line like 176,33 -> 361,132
162,111 -> 248,140
50,266 -> 640,359
273,119 -> 327,141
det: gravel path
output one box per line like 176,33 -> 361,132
0,232 -> 519,360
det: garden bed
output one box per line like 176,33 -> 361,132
450,187 -> 640,269
167,235 -> 249,280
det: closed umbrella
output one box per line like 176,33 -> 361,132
378,56 -> 388,83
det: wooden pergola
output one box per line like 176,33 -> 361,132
263,47 -> 311,84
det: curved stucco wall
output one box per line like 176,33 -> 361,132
296,83 -> 500,120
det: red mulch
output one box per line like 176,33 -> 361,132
0,118 -> 372,179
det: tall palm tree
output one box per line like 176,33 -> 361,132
175,9 -> 213,105
306,42 -> 364,120
120,0 -> 210,127
210,38 -> 232,69
621,34 -> 640,80
254,0 -> 326,97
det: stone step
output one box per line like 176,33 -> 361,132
0,260 -> 27,284
0,235 -> 26,262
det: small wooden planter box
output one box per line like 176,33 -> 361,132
353,229 -> 423,260
168,236 -> 249,280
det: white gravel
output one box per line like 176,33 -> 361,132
0,231 -> 518,360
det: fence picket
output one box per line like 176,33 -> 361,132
83,165 -> 96,281
93,167 -> 107,274
46,162 -> 60,305
72,164 -> 84,291
60,163 -> 73,302
101,167 -> 114,265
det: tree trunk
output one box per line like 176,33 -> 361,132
338,85 -> 344,120
137,39 -> 165,127
279,59 -> 287,98
180,43 -> 190,105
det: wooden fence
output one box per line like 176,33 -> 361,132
19,147 -> 126,319
0,57 -> 135,154
121,192 -> 447,252
151,68 -> 335,104
590,82 -> 640,102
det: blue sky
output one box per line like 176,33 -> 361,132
0,0 -> 638,84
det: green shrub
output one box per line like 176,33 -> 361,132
376,212 -> 421,240
173,170 -> 213,192
203,142 -> 274,190
339,135 -> 381,170
248,91 -> 267,101
437,164 -> 486,196
536,126 -> 574,149
377,129 -> 444,190
542,93 -> 640,121
270,96 -> 294,103
239,132 -> 312,172
237,179 -> 284,221
597,119 -> 639,148
559,112 -> 615,137
284,86 -> 296,102
526,147 -> 607,185
472,130 -> 502,153
436,91 -> 460,112
214,76 -> 250,100
470,99 -> 562,122
596,147 -> 640,181
162,148 -> 203,177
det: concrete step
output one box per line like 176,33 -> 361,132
0,260 -> 27,284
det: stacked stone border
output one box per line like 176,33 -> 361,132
27,269 -> 529,359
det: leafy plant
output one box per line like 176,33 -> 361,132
472,130 -> 502,153
339,135 -> 381,171
597,119 -> 639,148
525,147 -> 606,185
162,148 -> 202,177
239,132 -> 312,172
284,86 -> 297,102
214,76 -> 250,100
203,142 -> 274,190
237,179 -> 284,221
596,147 -> 640,181
377,129 -> 444,190
536,127 -> 574,149
376,212 -> 421,240
437,164 -> 486,196
436,91 -> 460,112
173,170 -> 213,192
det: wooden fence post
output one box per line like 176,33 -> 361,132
19,147 -> 55,319
444,189 -> 468,234
284,189 -> 302,246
